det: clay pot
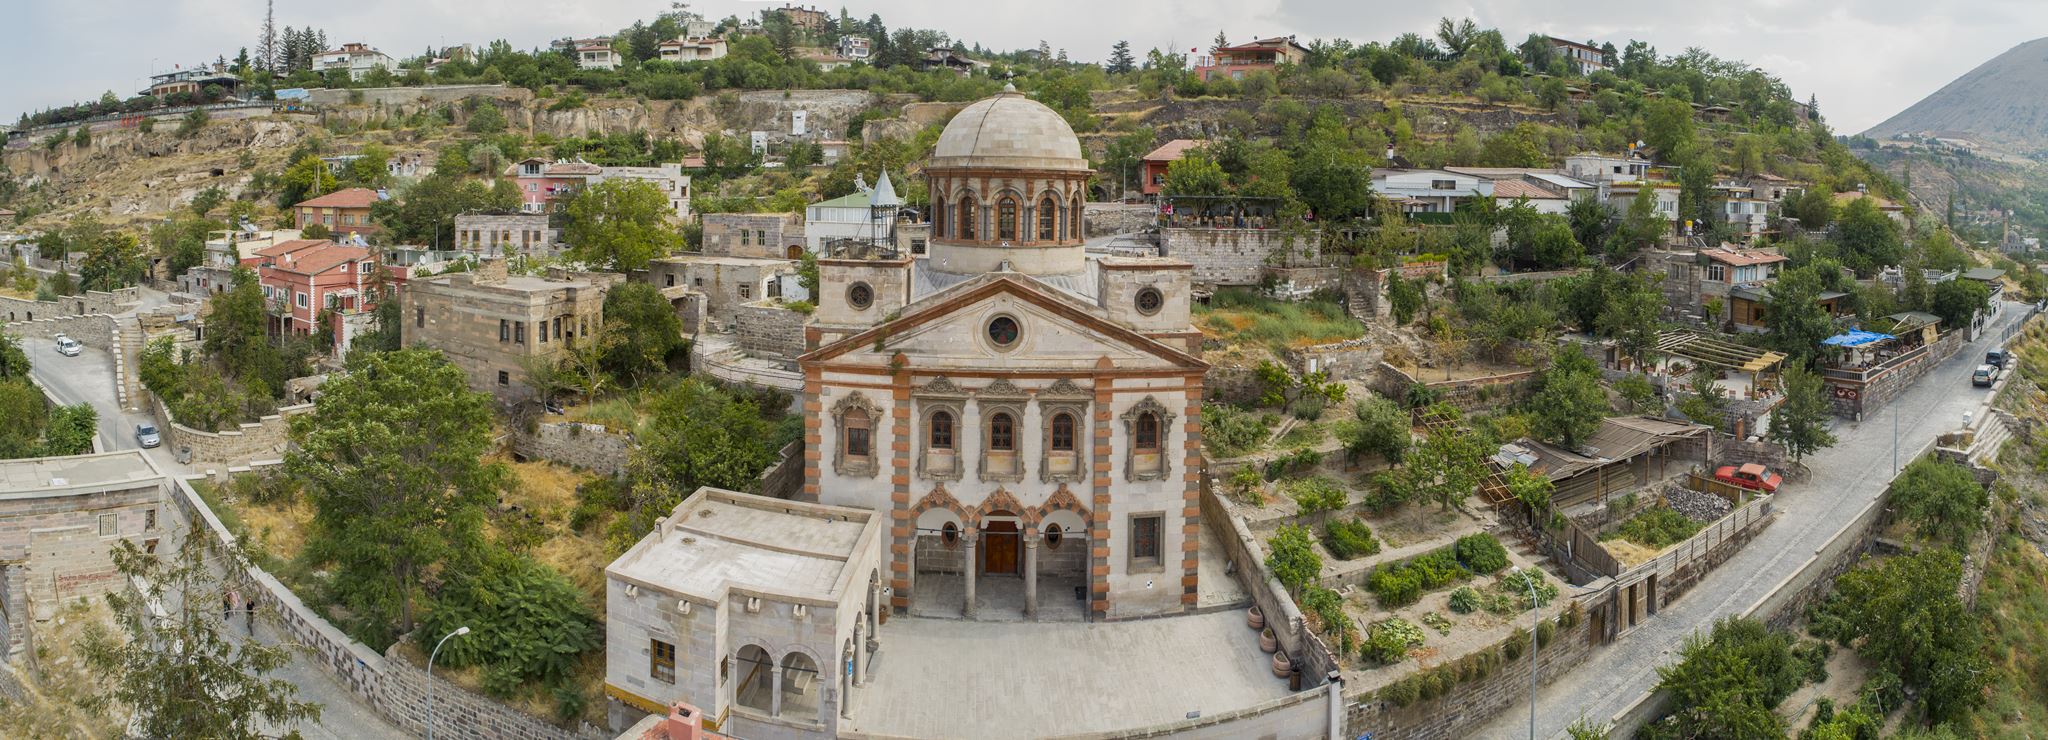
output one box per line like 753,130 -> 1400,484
1247,605 -> 1266,631
1259,626 -> 1278,654
1271,650 -> 1293,678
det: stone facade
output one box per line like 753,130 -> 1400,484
0,287 -> 137,323
641,256 -> 797,325
1159,227 -> 1318,288
1,312 -> 116,348
401,260 -> 615,403
734,302 -> 808,362
1824,328 -> 1967,419
0,452 -> 168,647
454,213 -> 560,257
511,422 -> 632,476
381,641 -> 609,740
151,394 -> 311,468
702,213 -> 805,260
1284,338 -> 1385,380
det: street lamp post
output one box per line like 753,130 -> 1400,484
426,626 -> 471,740
1512,566 -> 1539,740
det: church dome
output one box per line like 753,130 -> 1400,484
930,91 -> 1091,173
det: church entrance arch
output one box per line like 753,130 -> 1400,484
981,513 -> 1020,576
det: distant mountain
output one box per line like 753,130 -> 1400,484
1864,38 -> 2048,153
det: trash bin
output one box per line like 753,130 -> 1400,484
176,447 -> 192,465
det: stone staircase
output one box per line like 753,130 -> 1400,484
111,315 -> 144,411
1969,410 -> 2015,465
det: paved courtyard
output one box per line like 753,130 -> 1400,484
844,611 -> 1293,739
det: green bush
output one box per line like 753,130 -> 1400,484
1362,618 -> 1426,665
1368,544 -> 1479,606
1449,586 -> 1483,614
1536,619 -> 1557,647
419,551 -> 602,692
1603,507 -> 1704,549
1368,567 -> 1422,607
1205,405 -> 1268,458
1289,477 -> 1348,516
1322,518 -> 1380,560
1382,676 -> 1421,707
1503,626 -> 1530,661
1454,533 -> 1510,573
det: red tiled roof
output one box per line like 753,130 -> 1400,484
1702,246 -> 1788,267
271,244 -> 372,276
1142,139 -> 1205,163
254,239 -> 333,259
1492,180 -> 1563,200
295,188 -> 380,209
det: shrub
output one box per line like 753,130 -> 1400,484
1368,567 -> 1422,607
1454,533 -> 1509,574
1603,507 -> 1703,549
1204,405 -> 1268,458
1503,626 -> 1530,661
1227,466 -> 1266,506
1449,586 -> 1483,614
1368,544 -> 1479,606
1290,477 -> 1348,516
1264,524 -> 1323,594
1301,585 -> 1355,651
1322,518 -> 1380,559
1382,676 -> 1421,707
1362,618 -> 1426,665
418,551 -> 602,691
1498,569 -> 1559,610
1536,619 -> 1557,647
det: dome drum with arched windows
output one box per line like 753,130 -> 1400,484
926,88 -> 1093,276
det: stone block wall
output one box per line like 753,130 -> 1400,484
152,394 -> 311,468
1284,338 -> 1383,380
734,302 -> 807,362
1081,203 -> 1155,238
753,440 -> 803,499
0,287 -> 136,322
1828,329 -> 1967,419
1341,602 -> 1595,740
1160,228 -> 1316,288
1,312 -> 116,348
512,422 -> 632,477
380,642 -> 609,740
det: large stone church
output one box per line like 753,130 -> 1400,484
798,89 -> 1208,620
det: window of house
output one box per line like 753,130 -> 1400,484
845,409 -> 872,458
756,230 -> 767,245
145,509 -> 157,531
1071,196 -> 1084,240
941,521 -> 960,547
741,230 -> 751,246
99,513 -> 117,537
987,316 -> 1020,348
1706,264 -> 1726,282
360,262 -> 372,274
1050,412 -> 1076,451
1135,287 -> 1163,315
959,196 -> 978,240
554,317 -> 563,340
848,282 -> 874,310
1038,197 -> 1057,241
1135,412 -> 1160,451
1431,179 -> 1457,190
911,238 -> 927,255
934,199 -> 947,237
538,320 -> 548,343
651,639 -> 677,684
1130,514 -> 1162,566
665,274 -> 675,287
997,198 -> 1018,240
988,412 -> 1015,451
930,411 -> 955,450
694,277 -> 704,287
296,292 -> 308,308
739,283 -> 752,300
497,371 -> 509,386
514,321 -> 525,344
500,319 -> 510,342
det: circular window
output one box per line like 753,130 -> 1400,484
986,315 -> 1021,348
847,282 -> 874,310
1044,523 -> 1064,549
1135,287 -> 1164,316
941,521 -> 960,547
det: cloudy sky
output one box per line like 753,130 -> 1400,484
10,0 -> 2043,133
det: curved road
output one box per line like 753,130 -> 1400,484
1471,301 -> 2031,739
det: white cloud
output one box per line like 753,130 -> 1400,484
6,0 -> 2041,134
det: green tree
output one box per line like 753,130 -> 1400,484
1831,197 -> 1902,275
1889,457 -> 1988,549
1161,149 -> 1228,197
1530,347 -> 1607,449
1927,278 -> 1990,334
69,216 -> 148,292
39,403 -> 97,456
1607,186 -> 1665,257
346,143 -> 392,187
1817,549 -> 1988,722
1335,395 -> 1411,465
369,173 -> 518,247
1766,366 -> 1836,462
0,335 -> 29,380
1764,264 -> 1838,366
465,102 -> 508,134
279,154 -> 338,209
416,548 -> 600,696
619,379 -> 785,538
1264,523 -> 1322,596
1106,40 -> 1136,74
0,379 -> 48,459
1406,423 -> 1488,510
152,214 -> 216,279
1652,617 -> 1800,739
563,179 -> 681,271
598,282 -> 687,386
1641,97 -> 1697,160
1781,188 -> 1835,230
80,538 -> 322,739
286,348 -> 506,645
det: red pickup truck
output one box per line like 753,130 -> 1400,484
1714,463 -> 1782,493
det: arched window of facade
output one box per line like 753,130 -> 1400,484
1134,412 -> 1159,452
1070,195 -> 1085,239
989,412 -> 1015,451
1050,412 -> 1076,452
997,197 -> 1019,240
845,409 -> 873,459
934,193 -> 947,238
959,195 -> 978,240
930,410 -> 955,450
1038,197 -> 1057,241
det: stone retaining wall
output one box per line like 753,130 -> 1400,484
1,312 -> 115,348
1081,203 -> 1155,238
306,84 -> 530,109
1160,228 -> 1315,287
754,440 -> 803,499
733,302 -> 807,361
0,287 -> 137,321
1341,601 -> 1595,740
1284,338 -> 1383,381
512,422 -> 632,477
379,641 -> 609,740
1827,328 -> 1966,419
151,393 -> 311,469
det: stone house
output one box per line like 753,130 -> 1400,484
702,213 -> 805,260
400,258 -> 616,402
641,256 -> 800,324
292,188 -> 381,237
453,213 -> 560,257
0,451 -> 168,658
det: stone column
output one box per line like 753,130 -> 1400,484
1024,534 -> 1040,621
841,646 -> 854,719
770,663 -> 785,717
853,622 -> 867,687
963,530 -> 979,620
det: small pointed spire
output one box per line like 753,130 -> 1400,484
1002,82 -> 1017,93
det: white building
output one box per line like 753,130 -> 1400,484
574,38 -> 622,70
1444,168 -> 1598,215
1370,168 -> 1496,213
1548,37 -> 1609,72
314,43 -> 397,81
603,488 -> 886,737
804,172 -> 901,253
657,38 -> 728,63
838,36 -> 872,60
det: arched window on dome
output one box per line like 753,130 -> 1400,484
1070,195 -> 1084,240
1038,196 -> 1057,241
934,193 -> 947,238
997,197 -> 1019,241
959,195 -> 978,240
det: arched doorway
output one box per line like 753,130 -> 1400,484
786,244 -> 803,259
780,651 -> 822,720
735,644 -> 775,713
981,511 -> 1020,576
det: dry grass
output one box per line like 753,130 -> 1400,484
239,498 -> 314,563
0,600 -> 124,739
496,455 -> 610,607
1603,539 -> 1662,569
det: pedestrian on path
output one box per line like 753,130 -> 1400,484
245,599 -> 256,634
224,589 -> 238,622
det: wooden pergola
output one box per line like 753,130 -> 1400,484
1653,331 -> 1787,374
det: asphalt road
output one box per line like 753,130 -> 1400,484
25,340 -> 152,454
1470,301 -> 2033,739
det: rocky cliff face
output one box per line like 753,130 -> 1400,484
4,117 -> 316,225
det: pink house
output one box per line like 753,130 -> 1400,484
255,240 -> 377,345
509,157 -> 601,214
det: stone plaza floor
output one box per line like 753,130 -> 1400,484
842,610 -> 1293,739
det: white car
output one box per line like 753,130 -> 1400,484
54,335 -> 82,357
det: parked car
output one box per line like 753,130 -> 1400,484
135,424 -> 161,449
1973,364 -> 2000,387
1714,463 -> 1782,493
54,335 -> 82,357
1986,350 -> 2008,369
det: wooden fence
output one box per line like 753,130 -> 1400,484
1679,469 -> 1750,507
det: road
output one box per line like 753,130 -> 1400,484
23,322 -> 406,739
1471,301 -> 2032,739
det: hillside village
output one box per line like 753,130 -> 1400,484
2,5 -> 2048,740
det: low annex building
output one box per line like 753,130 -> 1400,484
0,451 -> 168,658
399,258 -> 617,402
604,488 -> 885,738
